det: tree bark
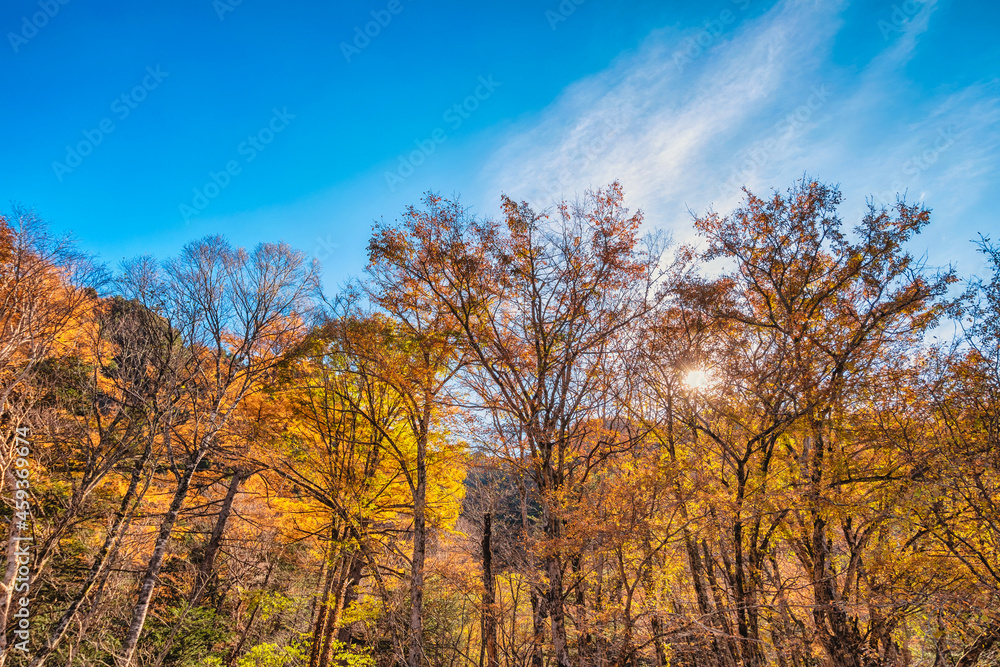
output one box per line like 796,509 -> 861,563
30,439 -> 153,667
407,407 -> 430,667
956,623 -> 1000,667
335,552 -> 365,646
319,551 -> 360,667
530,589 -> 545,667
310,534 -> 337,667
119,446 -> 207,667
192,469 -> 245,605
807,426 -> 863,667
702,541 -> 739,667
545,552 -> 571,667
481,512 -> 498,667
148,469 -> 248,667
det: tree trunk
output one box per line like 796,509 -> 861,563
732,467 -> 766,667
319,551 -> 360,667
408,411 -> 429,667
335,553 -> 365,646
546,552 -> 571,667
702,541 -> 739,667
310,534 -> 338,667
807,427 -> 863,667
481,512 -> 498,667
30,439 -> 153,667
517,469 -> 544,667
119,446 -> 207,667
148,469 -> 248,667
530,589 -> 545,667
650,613 -> 668,667
572,553 -> 591,665
192,469 -> 245,605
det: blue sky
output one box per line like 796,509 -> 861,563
2,0 -> 998,289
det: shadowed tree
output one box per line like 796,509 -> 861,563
0,208 -> 100,667
115,237 -> 318,667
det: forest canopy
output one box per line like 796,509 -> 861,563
1,179 -> 998,667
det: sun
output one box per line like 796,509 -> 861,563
684,369 -> 711,391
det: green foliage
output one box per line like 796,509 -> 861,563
145,605 -> 232,667
236,642 -> 308,667
340,596 -> 380,629
328,640 -> 377,667
248,590 -> 297,622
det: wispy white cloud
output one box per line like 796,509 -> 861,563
477,0 -> 999,270
482,1 -> 843,227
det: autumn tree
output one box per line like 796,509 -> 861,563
5,178 -> 1000,667
682,180 -> 954,666
265,315 -> 464,667
0,207 -> 99,667
352,237 -> 471,667
916,236 -> 1000,665
114,237 -> 318,666
368,183 -> 666,667
28,296 -> 183,667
